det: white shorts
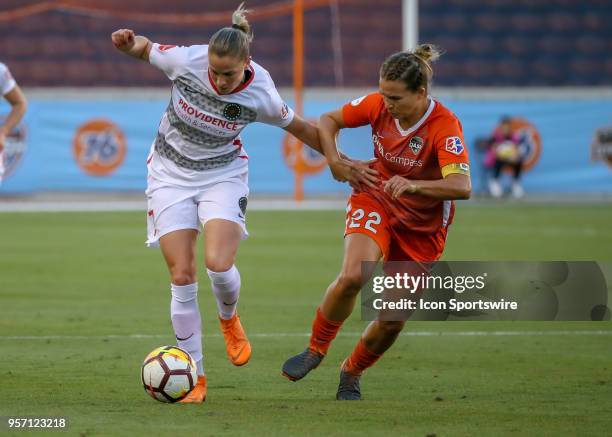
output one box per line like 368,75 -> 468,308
145,171 -> 249,248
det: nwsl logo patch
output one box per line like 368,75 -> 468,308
445,136 -> 464,155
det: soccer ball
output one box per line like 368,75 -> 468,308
495,141 -> 519,162
141,345 -> 197,403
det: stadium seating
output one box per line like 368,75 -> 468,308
0,0 -> 610,86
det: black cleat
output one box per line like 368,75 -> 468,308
336,367 -> 361,400
282,348 -> 325,381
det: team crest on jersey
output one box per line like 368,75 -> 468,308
445,136 -> 464,155
408,136 -> 423,155
223,103 -> 242,121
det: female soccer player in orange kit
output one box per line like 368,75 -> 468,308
283,44 -> 471,400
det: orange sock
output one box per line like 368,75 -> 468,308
309,307 -> 343,355
343,339 -> 382,375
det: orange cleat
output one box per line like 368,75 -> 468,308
179,375 -> 207,404
219,314 -> 252,366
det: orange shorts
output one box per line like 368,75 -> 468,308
344,191 -> 447,262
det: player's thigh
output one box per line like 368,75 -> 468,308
203,219 -> 243,272
159,229 -> 199,281
148,188 -> 200,280
197,172 -> 249,239
340,193 -> 390,287
338,233 -> 383,288
197,173 -> 249,272
146,182 -> 200,248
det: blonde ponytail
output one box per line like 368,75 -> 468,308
231,2 -> 253,42
413,43 -> 441,64
209,2 -> 253,60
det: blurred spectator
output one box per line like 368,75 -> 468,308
487,116 -> 527,199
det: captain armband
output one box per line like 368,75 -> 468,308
441,162 -> 470,178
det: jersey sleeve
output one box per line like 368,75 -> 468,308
149,43 -> 190,81
255,80 -> 295,128
341,93 -> 380,128
0,63 -> 17,96
434,117 -> 471,178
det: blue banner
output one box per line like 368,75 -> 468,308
1,96 -> 610,195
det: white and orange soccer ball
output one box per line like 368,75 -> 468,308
495,141 -> 520,162
141,345 -> 197,403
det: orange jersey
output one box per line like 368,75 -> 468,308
342,93 -> 470,234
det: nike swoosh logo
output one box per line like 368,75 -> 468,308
176,333 -> 194,341
230,345 -> 247,362
223,299 -> 238,306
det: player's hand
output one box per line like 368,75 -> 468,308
384,175 -> 418,199
111,29 -> 136,52
337,153 -> 379,190
328,158 -> 353,183
329,157 -> 378,191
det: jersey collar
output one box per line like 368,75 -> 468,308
393,98 -> 435,137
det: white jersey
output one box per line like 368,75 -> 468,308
0,62 -> 16,96
147,43 -> 295,186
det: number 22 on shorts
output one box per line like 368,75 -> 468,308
346,205 -> 382,234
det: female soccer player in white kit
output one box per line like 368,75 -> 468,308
0,62 -> 27,185
112,4 -> 375,403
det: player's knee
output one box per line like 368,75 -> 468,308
205,256 -> 234,274
170,269 -> 196,286
336,270 -> 364,295
376,320 -> 405,336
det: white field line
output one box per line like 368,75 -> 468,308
0,199 -> 346,212
1,197 -> 610,213
0,330 -> 611,341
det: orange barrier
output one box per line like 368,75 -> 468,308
293,0 -> 305,200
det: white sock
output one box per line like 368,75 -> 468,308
170,282 -> 204,375
207,266 -> 241,320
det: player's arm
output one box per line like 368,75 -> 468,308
384,173 -> 471,200
319,109 -> 378,189
283,114 -> 322,154
0,85 -> 27,152
111,29 -> 152,61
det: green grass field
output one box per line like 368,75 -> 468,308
0,204 -> 611,436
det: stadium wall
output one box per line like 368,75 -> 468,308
0,88 -> 610,196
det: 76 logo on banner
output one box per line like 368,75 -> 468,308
73,119 -> 127,177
